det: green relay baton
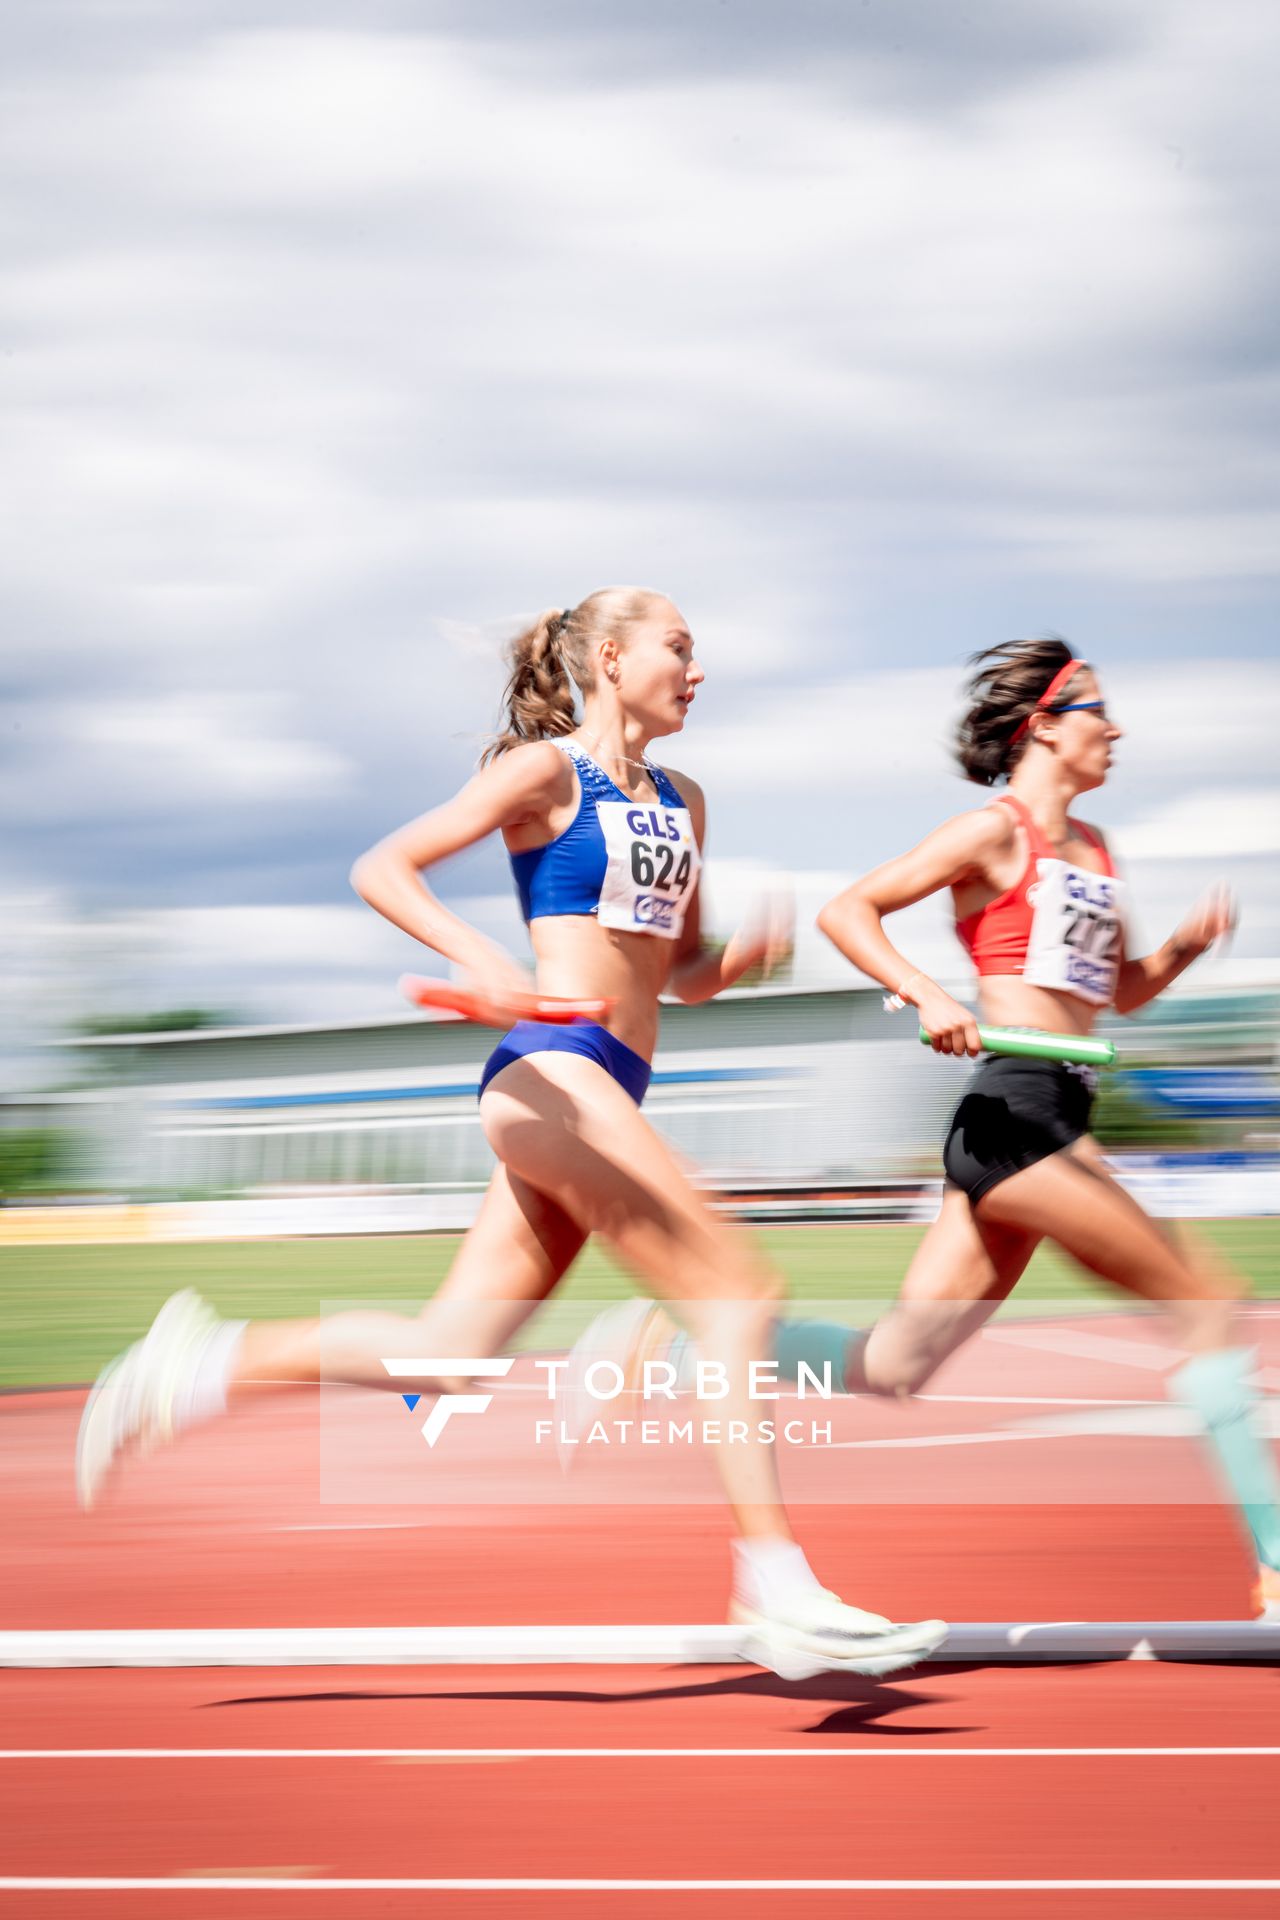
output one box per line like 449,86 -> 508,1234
918,1023 -> 1116,1067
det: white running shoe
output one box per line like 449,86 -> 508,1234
556,1297 -> 678,1469
76,1343 -> 146,1510
730,1590 -> 949,1682
76,1289 -> 221,1508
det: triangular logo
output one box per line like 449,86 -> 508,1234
401,1393 -> 421,1412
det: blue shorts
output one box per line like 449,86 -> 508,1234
478,1020 -> 652,1107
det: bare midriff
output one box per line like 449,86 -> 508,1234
528,916 -> 675,1060
974,975 -> 1101,1039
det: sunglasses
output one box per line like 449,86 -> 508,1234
1049,699 -> 1109,720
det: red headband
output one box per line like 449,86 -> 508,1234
1009,658 -> 1088,745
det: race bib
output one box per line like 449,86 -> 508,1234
595,801 -> 700,940
1024,859 -> 1126,1008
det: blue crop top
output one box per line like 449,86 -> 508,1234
509,741 -> 701,943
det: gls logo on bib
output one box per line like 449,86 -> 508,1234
1024,859 -> 1126,1008
625,806 -> 683,842
595,801 -> 700,941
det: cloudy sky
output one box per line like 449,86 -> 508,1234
4,0 -> 1279,1066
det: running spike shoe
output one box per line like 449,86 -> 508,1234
730,1590 -> 949,1682
76,1289 -> 221,1508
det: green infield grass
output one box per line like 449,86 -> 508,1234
1,1216 -> 1276,1388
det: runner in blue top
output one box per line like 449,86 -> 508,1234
76,586 -> 945,1681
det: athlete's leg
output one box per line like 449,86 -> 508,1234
1062,1133 -> 1240,1345
77,1164 -> 585,1506
855,1187 -> 1041,1396
567,1187 -> 1040,1407
976,1136 -> 1235,1343
480,1051 -> 791,1540
232,1164 -> 586,1389
479,1049 -> 947,1675
977,1138 -> 1280,1585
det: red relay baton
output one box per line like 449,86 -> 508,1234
398,974 -> 615,1028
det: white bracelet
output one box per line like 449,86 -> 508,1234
882,970 -> 926,1014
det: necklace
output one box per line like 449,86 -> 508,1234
579,733 -> 655,775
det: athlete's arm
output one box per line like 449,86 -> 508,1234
669,897 -> 794,1003
659,775 -> 781,1004
349,743 -> 569,981
1113,880 -> 1236,1015
817,809 -> 1016,1056
659,775 -> 730,1005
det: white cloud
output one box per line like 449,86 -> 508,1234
81,698 -> 350,803
5,4 -> 1279,660
680,659 -> 1280,825
0,896 -> 412,1074
4,1 -> 1280,1030
0,697 -> 351,826
1116,788 -> 1280,861
1103,663 -> 1280,790
683,669 -> 960,796
152,904 -> 396,973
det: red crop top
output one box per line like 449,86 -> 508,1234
955,793 -> 1124,1008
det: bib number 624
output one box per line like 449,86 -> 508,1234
630,840 -> 693,893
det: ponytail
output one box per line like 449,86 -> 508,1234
481,586 -> 659,764
481,607 -> 579,765
955,636 -> 1082,786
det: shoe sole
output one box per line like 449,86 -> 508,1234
75,1290 -> 214,1510
730,1603 -> 949,1682
75,1351 -> 131,1510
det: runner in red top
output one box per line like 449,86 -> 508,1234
817,637 -> 1279,1619
956,791 -> 1117,992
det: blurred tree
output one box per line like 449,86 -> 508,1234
0,1128 -> 67,1197
71,1008 -> 237,1037
1091,1070 -> 1206,1151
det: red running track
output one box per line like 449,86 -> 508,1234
3,1310 -> 1278,1917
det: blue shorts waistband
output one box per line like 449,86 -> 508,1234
478,1020 -> 652,1106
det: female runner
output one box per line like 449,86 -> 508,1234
821,639 -> 1279,1619
584,638 -> 1280,1619
76,586 -> 945,1679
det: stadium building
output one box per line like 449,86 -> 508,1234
4,978 -> 1272,1232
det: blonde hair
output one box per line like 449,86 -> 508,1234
481,586 -> 659,763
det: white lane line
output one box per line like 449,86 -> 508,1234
5,1622 -> 1275,1665
833,1406 -> 1280,1446
3,1878 -> 1279,1892
983,1324 -> 1280,1393
1013,1404 -> 1280,1438
829,1429 -> 1064,1450
982,1327 -> 1181,1370
272,1523 -> 437,1533
3,1747 -> 1279,1760
914,1393 -> 1144,1406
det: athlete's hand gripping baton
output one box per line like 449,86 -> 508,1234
400,975 -> 616,1028
918,1023 -> 1116,1067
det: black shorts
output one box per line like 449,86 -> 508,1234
942,1055 -> 1095,1206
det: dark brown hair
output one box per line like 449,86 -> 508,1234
955,637 -> 1087,786
481,587 -> 659,763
